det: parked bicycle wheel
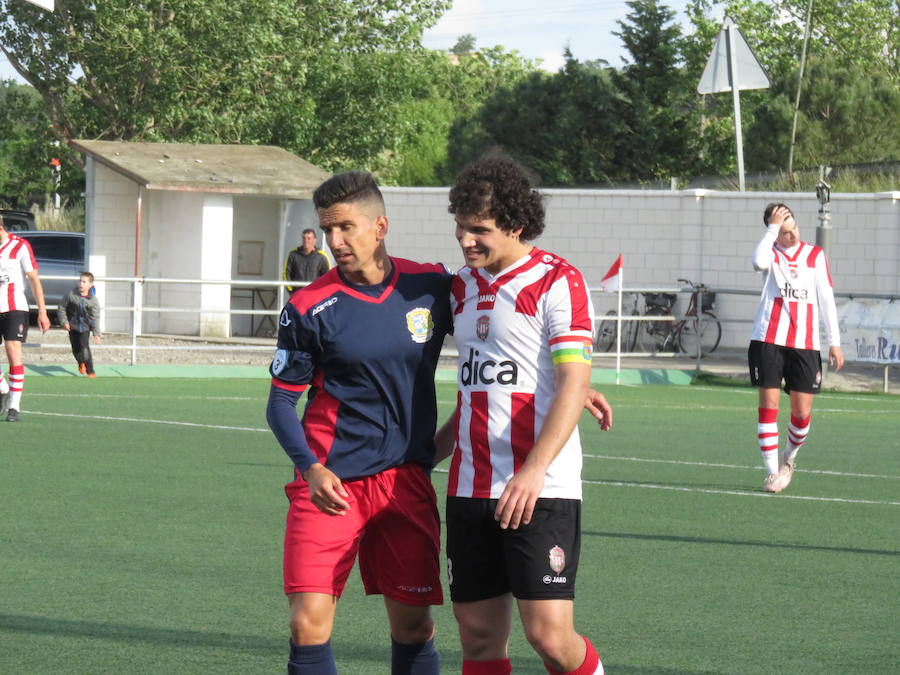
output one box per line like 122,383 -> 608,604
621,310 -> 641,352
594,310 -> 618,352
636,307 -> 670,354
678,310 -> 722,357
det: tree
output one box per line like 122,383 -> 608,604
451,34 -> 477,57
447,51 -> 628,185
685,0 -> 899,173
612,0 -> 697,180
0,79 -> 71,205
0,0 -> 452,180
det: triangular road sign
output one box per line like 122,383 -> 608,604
698,17 -> 770,94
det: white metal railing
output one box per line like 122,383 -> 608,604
32,275 -> 898,388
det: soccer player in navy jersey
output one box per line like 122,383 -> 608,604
436,158 -> 606,675
266,170 -> 613,674
266,171 -> 451,674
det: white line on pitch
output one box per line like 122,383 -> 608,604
583,454 -> 899,480
23,410 -> 267,433
582,479 -> 900,506
430,468 -> 899,505
31,393 -> 259,401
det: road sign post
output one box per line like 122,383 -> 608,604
697,17 -> 770,192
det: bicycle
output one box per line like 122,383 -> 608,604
635,279 -> 722,357
594,293 -> 641,353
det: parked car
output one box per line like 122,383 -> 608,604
15,231 -> 86,318
0,209 -> 36,232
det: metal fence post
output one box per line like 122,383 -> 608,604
131,279 -> 143,365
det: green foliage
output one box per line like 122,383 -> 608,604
0,0 -> 452,193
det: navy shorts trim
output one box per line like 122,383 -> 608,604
445,496 -> 581,602
748,340 -> 822,394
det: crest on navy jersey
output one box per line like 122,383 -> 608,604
406,308 -> 434,344
476,315 -> 490,341
549,545 -> 565,574
279,310 -> 291,327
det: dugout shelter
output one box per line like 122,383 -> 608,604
71,140 -> 330,338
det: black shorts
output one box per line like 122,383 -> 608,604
445,496 -> 581,602
748,340 -> 822,394
0,311 -> 29,344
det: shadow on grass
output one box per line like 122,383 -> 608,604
24,364 -> 76,376
583,529 -> 899,557
604,666 -> 722,674
0,613 -> 283,654
0,614 -> 421,665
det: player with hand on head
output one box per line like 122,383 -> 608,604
436,157 -> 607,675
749,203 -> 843,493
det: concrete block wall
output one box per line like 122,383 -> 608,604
382,187 -> 899,350
86,162 -> 142,334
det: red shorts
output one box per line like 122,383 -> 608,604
283,462 -> 443,605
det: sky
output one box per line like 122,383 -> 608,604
422,0 -> 719,72
0,1 -> 724,81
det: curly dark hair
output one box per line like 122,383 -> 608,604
448,157 -> 545,241
313,171 -> 384,213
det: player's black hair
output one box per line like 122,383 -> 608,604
313,171 -> 384,213
448,157 -> 545,241
301,228 -> 316,237
763,202 -> 795,226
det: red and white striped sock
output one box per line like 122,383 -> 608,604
757,407 -> 780,475
785,415 -> 810,464
8,364 -> 24,411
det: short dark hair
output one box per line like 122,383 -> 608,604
448,157 -> 545,241
80,271 -> 94,283
763,202 -> 795,226
301,228 -> 316,237
313,171 -> 384,213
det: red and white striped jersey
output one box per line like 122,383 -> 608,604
447,248 -> 594,500
750,230 -> 840,350
0,234 -> 37,313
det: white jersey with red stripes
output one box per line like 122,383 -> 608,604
0,234 -> 37,313
750,231 -> 840,350
447,247 -> 594,500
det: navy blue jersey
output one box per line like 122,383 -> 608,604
267,258 -> 452,479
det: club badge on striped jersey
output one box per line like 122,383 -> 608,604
476,315 -> 490,341
406,307 -> 434,344
549,545 -> 565,574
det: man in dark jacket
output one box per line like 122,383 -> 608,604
283,229 -> 330,292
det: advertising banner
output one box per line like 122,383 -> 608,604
838,299 -> 900,364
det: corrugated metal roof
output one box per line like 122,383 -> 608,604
70,140 -> 331,199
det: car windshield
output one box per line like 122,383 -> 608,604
25,235 -> 84,262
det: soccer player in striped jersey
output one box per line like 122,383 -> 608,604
749,203 -> 843,493
437,158 -> 606,675
0,215 -> 51,422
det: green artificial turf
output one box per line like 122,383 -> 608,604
1,377 -> 897,673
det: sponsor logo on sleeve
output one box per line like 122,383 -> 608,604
271,349 -> 288,375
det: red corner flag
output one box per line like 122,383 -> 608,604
599,254 -> 622,291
